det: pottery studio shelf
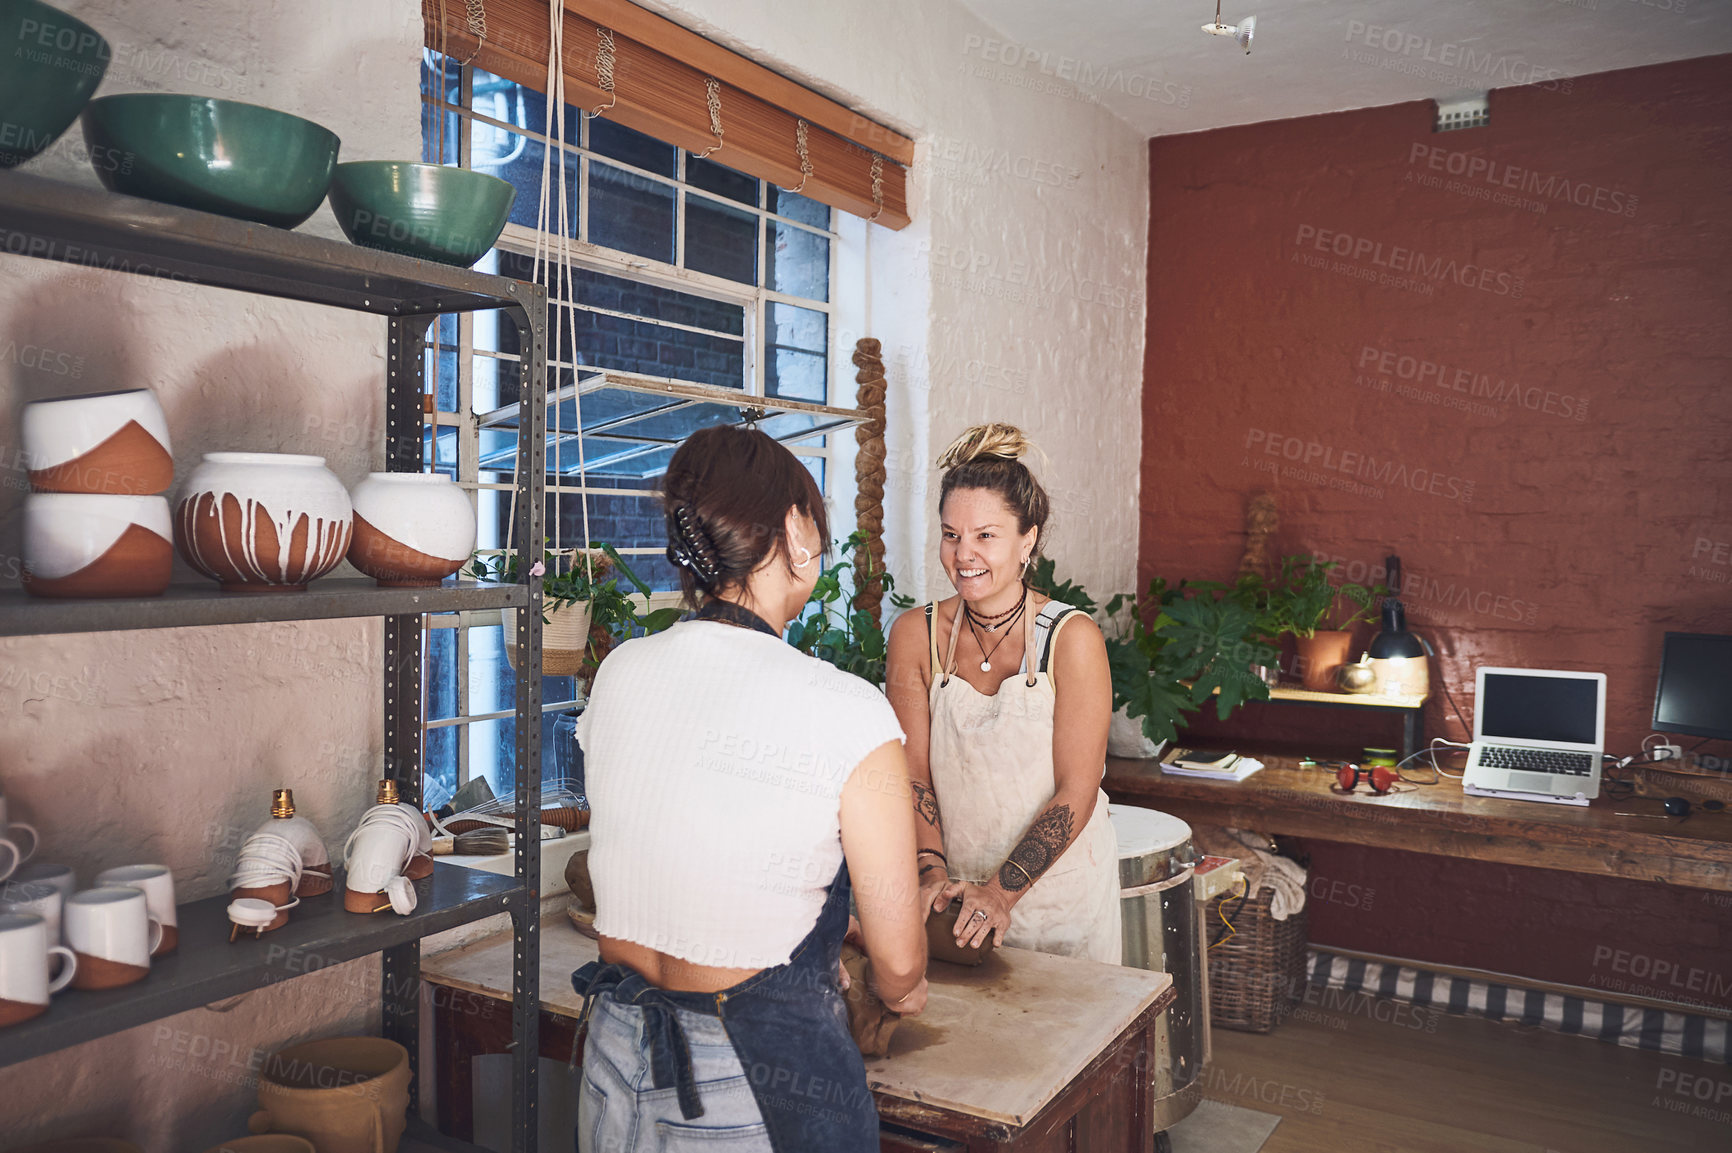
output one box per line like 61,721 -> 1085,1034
0,168 -> 531,314
0,579 -> 529,637
0,864 -> 519,1070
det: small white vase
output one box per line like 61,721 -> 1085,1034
22,493 -> 173,598
22,387 -> 173,495
346,473 -> 476,587
175,453 -> 352,592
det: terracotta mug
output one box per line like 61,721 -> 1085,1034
95,865 -> 178,955
0,879 -> 66,943
63,886 -> 162,990
249,1037 -> 411,1153
201,1138 -> 316,1153
0,793 -> 38,883
0,912 -> 77,1027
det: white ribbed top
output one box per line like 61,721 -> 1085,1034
578,620 -> 905,969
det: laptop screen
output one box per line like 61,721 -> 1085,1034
1481,673 -> 1600,744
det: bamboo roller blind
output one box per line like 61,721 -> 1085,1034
423,0 -> 913,229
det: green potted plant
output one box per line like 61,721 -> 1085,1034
787,529 -> 913,687
1265,555 -> 1383,692
466,543 -> 679,680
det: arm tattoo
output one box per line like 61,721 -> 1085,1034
910,781 -> 943,830
998,804 -> 1075,892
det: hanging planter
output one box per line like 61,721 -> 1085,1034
502,601 -> 592,677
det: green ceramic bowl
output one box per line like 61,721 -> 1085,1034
329,162 -> 516,266
0,0 -> 109,167
80,94 -> 340,228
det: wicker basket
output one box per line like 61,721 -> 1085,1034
1205,887 -> 1308,1033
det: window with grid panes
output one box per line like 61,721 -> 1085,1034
419,53 -> 856,806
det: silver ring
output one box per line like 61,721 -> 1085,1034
972,910 -> 987,920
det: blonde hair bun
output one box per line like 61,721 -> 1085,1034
937,423 -> 1036,470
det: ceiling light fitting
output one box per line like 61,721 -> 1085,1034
1201,0 -> 1255,53
1434,94 -> 1489,132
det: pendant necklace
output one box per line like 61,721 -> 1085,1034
965,598 -> 1025,672
968,596 -> 1023,633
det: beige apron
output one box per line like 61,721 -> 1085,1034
926,599 -> 1122,964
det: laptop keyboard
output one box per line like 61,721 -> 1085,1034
1480,746 -> 1595,776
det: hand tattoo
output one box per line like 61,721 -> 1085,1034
998,804 -> 1075,892
910,781 -> 943,829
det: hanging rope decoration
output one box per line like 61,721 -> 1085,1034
788,118 -> 813,194
457,0 -> 488,65
589,26 -> 618,118
867,154 -> 886,223
851,338 -> 889,625
694,78 -> 725,158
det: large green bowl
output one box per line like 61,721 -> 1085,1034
80,94 -> 339,228
328,162 -> 516,267
0,0 -> 109,168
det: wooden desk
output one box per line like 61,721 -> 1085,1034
422,919 -> 1175,1152
1103,754 -> 1732,892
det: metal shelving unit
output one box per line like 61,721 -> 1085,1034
0,169 -> 548,1150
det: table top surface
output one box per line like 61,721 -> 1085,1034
422,916 -> 1171,1129
1104,752 -> 1732,890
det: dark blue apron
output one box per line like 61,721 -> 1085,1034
572,863 -> 877,1153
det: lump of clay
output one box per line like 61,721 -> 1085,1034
840,942 -> 900,1057
925,898 -> 997,967
565,848 -> 594,910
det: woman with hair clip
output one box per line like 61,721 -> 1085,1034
572,425 -> 928,1153
884,423 -> 1121,963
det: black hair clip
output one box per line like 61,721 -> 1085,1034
668,506 -> 721,584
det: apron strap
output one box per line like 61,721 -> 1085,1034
926,603 -> 940,680
1040,606 -> 1082,690
942,598 -> 965,685
571,961 -> 708,1121
1023,594 -> 1037,687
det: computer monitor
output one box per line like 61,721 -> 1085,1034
1652,632 -> 1732,740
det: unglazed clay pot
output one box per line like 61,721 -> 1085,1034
202,1138 -> 316,1153
346,473 -> 475,587
1294,630 -> 1355,692
250,1036 -> 410,1153
22,494 -> 173,598
22,389 -> 174,494
176,453 -> 352,592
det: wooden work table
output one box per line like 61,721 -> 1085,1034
423,917 -> 1175,1151
1103,753 -> 1732,892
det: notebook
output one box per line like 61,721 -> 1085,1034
1462,667 -> 1607,804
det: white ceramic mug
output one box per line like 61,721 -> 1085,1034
0,794 -> 38,883
0,912 -> 76,1026
0,879 -> 65,943
64,886 -> 162,989
13,862 -> 75,903
94,864 -> 177,955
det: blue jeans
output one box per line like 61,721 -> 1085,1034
578,992 -> 770,1152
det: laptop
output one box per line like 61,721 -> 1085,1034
1462,667 -> 1607,804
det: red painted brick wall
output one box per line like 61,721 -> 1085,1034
1143,57 -> 1732,1001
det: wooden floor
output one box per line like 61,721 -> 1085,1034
1200,994 -> 1732,1152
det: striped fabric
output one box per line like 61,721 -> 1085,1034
1306,949 -> 1732,1064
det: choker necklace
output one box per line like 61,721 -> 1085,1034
965,599 -> 1025,672
966,587 -> 1028,633
696,598 -> 780,639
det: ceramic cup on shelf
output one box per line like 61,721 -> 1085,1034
0,912 -> 77,1027
63,886 -> 162,990
22,493 -> 175,599
175,453 -> 353,592
21,388 -> 174,495
0,879 -> 66,943
346,472 -> 476,587
0,793 -> 38,882
93,865 -> 177,956
249,1036 -> 411,1153
12,862 -> 76,904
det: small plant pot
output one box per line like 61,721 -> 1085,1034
1294,630 -> 1354,692
503,603 -> 592,678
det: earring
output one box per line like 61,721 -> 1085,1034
794,545 -> 814,569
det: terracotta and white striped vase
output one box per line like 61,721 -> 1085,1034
21,388 -> 173,495
22,493 -> 173,598
346,473 -> 475,587
175,453 -> 352,592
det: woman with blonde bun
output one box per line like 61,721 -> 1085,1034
883,423 -> 1121,963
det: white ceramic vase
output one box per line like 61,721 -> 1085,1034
21,388 -> 173,495
175,453 -> 352,592
22,493 -> 174,598
346,473 -> 476,587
